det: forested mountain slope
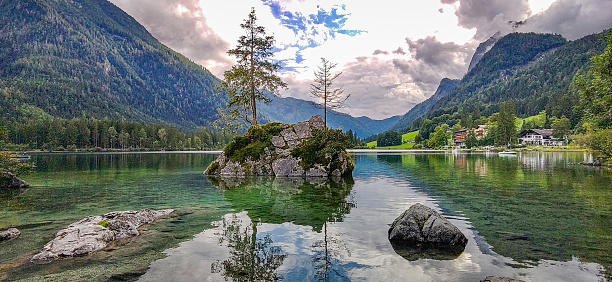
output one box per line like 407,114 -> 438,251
407,31 -> 608,132
0,0 -> 224,129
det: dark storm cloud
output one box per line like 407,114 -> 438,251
108,0 -> 231,74
520,0 -> 612,40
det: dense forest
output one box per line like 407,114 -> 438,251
0,116 -> 230,151
405,31 -> 608,135
0,0 -> 225,129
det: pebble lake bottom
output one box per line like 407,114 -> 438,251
0,151 -> 610,281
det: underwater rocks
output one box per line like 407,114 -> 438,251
0,228 -> 21,241
205,116 -> 353,177
388,203 -> 467,260
31,209 -> 174,262
0,172 -> 29,190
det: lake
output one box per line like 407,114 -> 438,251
1,151 -> 610,281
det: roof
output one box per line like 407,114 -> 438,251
520,129 -> 554,138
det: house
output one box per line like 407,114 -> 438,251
474,125 -> 488,139
519,129 -> 565,146
454,129 -> 467,146
454,125 -> 488,147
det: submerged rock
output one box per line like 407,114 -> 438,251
0,172 -> 29,190
205,116 -> 354,177
0,228 -> 21,241
31,209 -> 174,262
388,203 -> 467,260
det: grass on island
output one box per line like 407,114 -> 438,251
367,131 -> 418,149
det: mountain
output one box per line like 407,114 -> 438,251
388,78 -> 460,132
467,32 -> 501,72
0,0 -> 224,129
258,93 -> 400,138
407,31 -> 608,132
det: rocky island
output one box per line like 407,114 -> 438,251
205,116 -> 354,177
31,209 -> 174,262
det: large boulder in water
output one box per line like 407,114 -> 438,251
0,171 -> 29,190
31,209 -> 174,262
388,203 -> 467,260
205,116 -> 354,178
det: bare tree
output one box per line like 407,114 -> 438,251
310,58 -> 350,128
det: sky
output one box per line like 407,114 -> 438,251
108,0 -> 612,120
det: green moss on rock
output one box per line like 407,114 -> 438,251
292,128 -> 354,174
224,123 -> 285,163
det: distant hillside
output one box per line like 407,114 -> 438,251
0,0 -> 224,128
408,31 -> 608,132
258,93 -> 399,138
389,78 -> 460,133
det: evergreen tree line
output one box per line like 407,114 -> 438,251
0,116 -> 231,151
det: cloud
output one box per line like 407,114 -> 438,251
453,0 -> 532,39
373,49 -> 389,56
108,0 -> 231,75
392,47 -> 406,55
519,0 -> 612,40
107,0 -> 612,120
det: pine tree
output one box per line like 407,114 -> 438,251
220,8 -> 286,127
310,58 -> 350,128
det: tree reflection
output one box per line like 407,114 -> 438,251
207,176 -> 355,232
311,222 -> 351,281
211,214 -> 286,281
208,176 -> 357,280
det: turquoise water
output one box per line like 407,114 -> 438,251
0,152 -> 610,281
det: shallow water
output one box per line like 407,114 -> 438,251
1,151 -> 610,281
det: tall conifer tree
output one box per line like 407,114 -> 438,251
220,8 -> 286,127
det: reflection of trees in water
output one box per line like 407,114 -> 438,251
208,176 -> 356,232
311,222 -> 351,281
377,153 -> 612,280
211,214 -> 287,281
208,176 -> 357,280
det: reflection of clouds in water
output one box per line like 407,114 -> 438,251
142,153 -> 606,281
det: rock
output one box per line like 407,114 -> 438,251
271,136 -> 286,148
31,209 -> 174,262
0,228 -> 21,241
206,115 -> 353,178
0,172 -> 30,190
481,277 -> 525,282
388,203 -> 467,261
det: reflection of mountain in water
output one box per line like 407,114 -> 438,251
208,177 -> 356,232
375,152 -> 612,279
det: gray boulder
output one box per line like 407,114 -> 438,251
0,227 -> 21,241
31,209 -> 174,262
0,172 -> 29,190
388,203 -> 467,260
205,116 -> 353,177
